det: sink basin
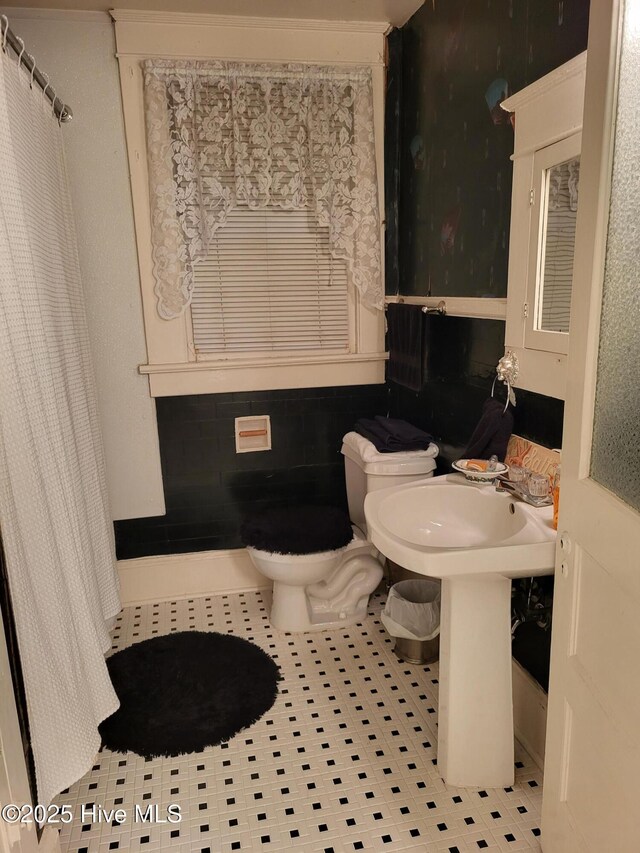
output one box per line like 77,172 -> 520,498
365,473 -> 557,790
366,474 -> 555,578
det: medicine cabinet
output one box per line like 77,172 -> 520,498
502,52 -> 586,400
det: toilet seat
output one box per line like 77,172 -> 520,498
241,505 -> 353,556
248,544 -> 349,564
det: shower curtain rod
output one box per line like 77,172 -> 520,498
0,15 -> 72,122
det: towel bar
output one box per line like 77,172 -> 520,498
389,298 -> 447,316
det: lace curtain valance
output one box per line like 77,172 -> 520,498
549,157 -> 580,212
143,59 -> 383,319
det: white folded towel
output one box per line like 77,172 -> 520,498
342,431 -> 439,464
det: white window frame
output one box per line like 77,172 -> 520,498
524,132 -> 581,356
112,10 -> 387,396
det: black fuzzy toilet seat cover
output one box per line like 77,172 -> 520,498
241,506 -> 354,555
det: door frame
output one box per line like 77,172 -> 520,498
0,606 -> 61,853
542,0 -> 639,847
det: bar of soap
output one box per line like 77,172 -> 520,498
465,459 -> 488,472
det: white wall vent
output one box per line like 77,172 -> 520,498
234,415 -> 272,454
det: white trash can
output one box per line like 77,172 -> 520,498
381,579 -> 441,664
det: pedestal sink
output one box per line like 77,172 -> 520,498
365,473 -> 556,789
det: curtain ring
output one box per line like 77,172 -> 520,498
41,71 -> 50,100
15,36 -> 25,66
27,54 -> 36,88
0,16 -> 8,52
49,85 -> 57,115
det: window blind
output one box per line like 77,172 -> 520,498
540,159 -> 579,334
191,207 -> 350,356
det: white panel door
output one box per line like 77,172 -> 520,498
541,0 -> 640,849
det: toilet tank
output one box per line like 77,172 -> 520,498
341,432 -> 438,534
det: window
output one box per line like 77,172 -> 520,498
113,11 -> 387,396
191,207 -> 350,358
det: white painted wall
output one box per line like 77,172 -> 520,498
1,8 -> 165,521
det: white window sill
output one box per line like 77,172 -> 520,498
139,352 -> 388,396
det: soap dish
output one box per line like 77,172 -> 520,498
452,459 -> 508,483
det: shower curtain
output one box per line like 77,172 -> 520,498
0,49 -> 121,805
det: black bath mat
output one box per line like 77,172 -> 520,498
99,631 -> 280,759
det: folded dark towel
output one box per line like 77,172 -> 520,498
462,398 -> 514,462
374,416 -> 433,446
355,416 -> 434,453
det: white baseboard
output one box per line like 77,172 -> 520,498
513,658 -> 547,771
117,548 -> 270,606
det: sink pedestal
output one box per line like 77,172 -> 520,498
438,576 -> 515,788
364,474 -> 556,788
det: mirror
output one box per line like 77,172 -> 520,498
524,131 -> 582,357
536,156 -> 580,334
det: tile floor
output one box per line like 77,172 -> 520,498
57,590 -> 543,852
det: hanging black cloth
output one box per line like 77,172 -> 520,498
462,398 -> 514,462
386,302 -> 423,392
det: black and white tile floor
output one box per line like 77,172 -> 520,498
57,590 -> 543,852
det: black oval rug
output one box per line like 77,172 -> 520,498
99,631 -> 281,759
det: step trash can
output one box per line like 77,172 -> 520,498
381,579 -> 441,664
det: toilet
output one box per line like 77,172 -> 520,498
244,432 -> 439,633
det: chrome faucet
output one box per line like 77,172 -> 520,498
495,476 -> 553,507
